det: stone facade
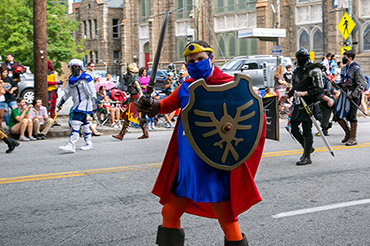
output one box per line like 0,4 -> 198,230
71,0 -> 370,75
72,0 -> 123,75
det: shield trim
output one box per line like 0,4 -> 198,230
182,73 -> 264,171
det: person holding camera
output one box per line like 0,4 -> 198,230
9,98 -> 36,141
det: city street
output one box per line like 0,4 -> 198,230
1,118 -> 370,246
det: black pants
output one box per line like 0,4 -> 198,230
291,120 -> 313,147
319,103 -> 333,129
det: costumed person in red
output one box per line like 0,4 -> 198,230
138,40 -> 266,246
112,63 -> 149,140
47,60 -> 60,126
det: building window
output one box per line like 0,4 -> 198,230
363,24 -> 370,51
94,19 -> 98,38
95,51 -> 98,64
140,0 -> 151,20
312,29 -> 323,53
176,0 -> 192,19
176,36 -> 187,61
227,33 -> 236,57
113,51 -> 120,64
113,19 -> 119,38
89,51 -> 93,62
215,0 -> 257,15
83,21 -> 87,38
216,34 -> 226,58
298,30 -> 309,50
216,32 -> 256,58
88,20 -> 92,39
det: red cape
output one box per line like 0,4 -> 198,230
153,67 -> 266,219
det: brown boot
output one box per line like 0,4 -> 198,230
337,120 -> 350,143
112,117 -> 129,141
138,124 -> 149,139
345,122 -> 357,146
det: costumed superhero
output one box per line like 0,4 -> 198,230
333,50 -> 366,146
112,63 -> 149,140
0,53 -> 26,83
137,40 -> 266,246
0,130 -> 19,153
287,48 -> 324,165
47,60 -> 60,126
57,59 -> 97,153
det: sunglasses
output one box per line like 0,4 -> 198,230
90,66 -> 95,67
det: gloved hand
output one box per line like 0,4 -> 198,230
137,96 -> 160,118
56,98 -> 65,111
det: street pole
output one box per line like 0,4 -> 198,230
33,0 -> 48,107
322,0 -> 326,54
347,0 -> 352,49
277,0 -> 280,46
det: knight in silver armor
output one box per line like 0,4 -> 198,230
57,59 -> 97,153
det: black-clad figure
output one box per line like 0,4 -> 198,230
288,48 -> 324,165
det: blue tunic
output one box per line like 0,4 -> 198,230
174,83 -> 230,203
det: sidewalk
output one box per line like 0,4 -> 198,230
46,116 -> 173,138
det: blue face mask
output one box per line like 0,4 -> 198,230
186,55 -> 213,81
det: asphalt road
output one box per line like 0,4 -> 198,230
1,118 -> 370,246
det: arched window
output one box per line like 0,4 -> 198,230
227,34 -> 236,58
216,34 -> 226,58
299,30 -> 309,50
312,29 -> 323,53
239,38 -> 248,56
363,24 -> 370,51
176,37 -> 187,61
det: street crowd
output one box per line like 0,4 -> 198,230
1,48 -> 369,158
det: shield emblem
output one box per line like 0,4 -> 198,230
182,73 -> 264,171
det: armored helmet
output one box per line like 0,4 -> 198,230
296,48 -> 310,67
68,59 -> 84,70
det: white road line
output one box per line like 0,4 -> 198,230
272,199 -> 370,219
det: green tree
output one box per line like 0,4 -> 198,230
0,0 -> 85,74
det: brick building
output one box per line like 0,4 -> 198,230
71,0 -> 370,75
72,0 -> 123,75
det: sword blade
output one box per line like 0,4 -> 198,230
300,97 -> 335,157
310,115 -> 335,156
146,12 -> 170,96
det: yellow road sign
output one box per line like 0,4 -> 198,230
337,12 -> 355,40
309,51 -> 315,62
341,46 -> 351,55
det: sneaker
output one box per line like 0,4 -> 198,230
29,136 -> 37,141
164,122 -> 171,128
39,134 -> 46,140
35,134 -> 42,140
53,121 -> 61,126
19,136 -> 30,141
58,145 -> 75,153
80,144 -> 93,150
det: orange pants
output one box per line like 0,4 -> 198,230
161,194 -> 243,241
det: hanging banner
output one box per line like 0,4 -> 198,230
263,96 -> 279,141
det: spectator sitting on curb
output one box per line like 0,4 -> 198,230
9,98 -> 36,141
29,98 -> 53,140
264,87 -> 276,98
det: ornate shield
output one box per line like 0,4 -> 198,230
182,73 -> 264,171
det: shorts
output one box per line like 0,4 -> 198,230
8,101 -> 17,108
0,102 -> 8,110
